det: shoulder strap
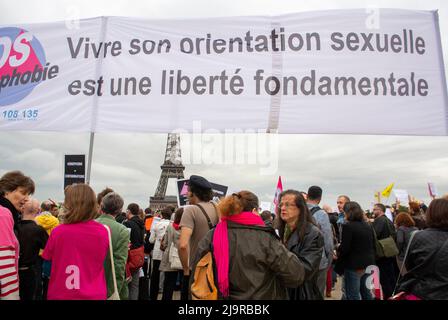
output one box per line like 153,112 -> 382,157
392,231 -> 448,296
371,223 -> 377,239
310,206 -> 321,216
210,202 -> 218,216
396,230 -> 418,278
209,228 -> 216,253
384,216 -> 395,236
392,230 -> 448,296
373,216 -> 392,238
103,224 -> 119,298
195,203 -> 214,230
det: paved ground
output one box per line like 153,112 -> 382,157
325,275 -> 343,300
156,275 -> 343,300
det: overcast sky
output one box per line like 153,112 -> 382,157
1,0 -> 447,211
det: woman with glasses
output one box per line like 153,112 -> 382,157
275,189 -> 324,300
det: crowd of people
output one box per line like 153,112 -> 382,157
0,170 -> 447,300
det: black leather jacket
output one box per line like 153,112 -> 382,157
287,222 -> 324,300
397,228 -> 448,300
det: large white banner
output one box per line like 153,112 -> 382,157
0,9 -> 447,135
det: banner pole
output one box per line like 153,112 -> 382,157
433,10 -> 448,135
266,20 -> 283,134
86,132 -> 95,185
86,16 -> 108,186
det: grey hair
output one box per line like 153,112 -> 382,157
101,192 -> 124,216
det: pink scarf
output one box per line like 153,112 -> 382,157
172,222 -> 180,230
212,211 -> 265,297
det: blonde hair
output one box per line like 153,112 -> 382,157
63,184 -> 98,224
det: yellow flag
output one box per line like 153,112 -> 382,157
381,183 -> 394,198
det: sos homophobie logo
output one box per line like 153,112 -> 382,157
0,27 -> 59,106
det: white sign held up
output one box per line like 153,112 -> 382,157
394,189 -> 409,205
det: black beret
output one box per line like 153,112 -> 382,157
189,175 -> 212,190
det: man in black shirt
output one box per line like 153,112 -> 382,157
372,203 -> 398,300
17,198 -> 48,300
123,203 -> 145,300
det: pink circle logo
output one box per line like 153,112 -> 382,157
0,27 -> 47,106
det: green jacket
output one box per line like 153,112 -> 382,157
96,214 -> 130,300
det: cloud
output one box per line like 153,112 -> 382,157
6,148 -> 57,170
1,0 -> 447,210
3,131 -> 446,210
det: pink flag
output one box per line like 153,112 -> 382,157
180,182 -> 189,195
428,182 -> 438,198
273,176 -> 283,214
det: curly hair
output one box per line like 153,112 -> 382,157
395,212 -> 415,228
218,190 -> 259,217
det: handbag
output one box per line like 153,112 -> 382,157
378,236 -> 399,258
389,291 -> 421,300
373,219 -> 399,258
169,242 -> 183,270
103,224 -> 120,300
127,245 -> 145,274
160,233 -> 167,252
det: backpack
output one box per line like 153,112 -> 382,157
310,206 -> 323,231
190,206 -> 218,300
309,205 -> 322,219
309,205 -> 334,260
190,250 -> 218,300
126,245 -> 145,275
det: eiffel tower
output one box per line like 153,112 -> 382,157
149,133 -> 185,211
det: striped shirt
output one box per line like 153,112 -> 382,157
0,247 -> 19,299
0,205 -> 20,300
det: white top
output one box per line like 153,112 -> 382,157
149,218 -> 170,260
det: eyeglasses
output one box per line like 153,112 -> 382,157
279,202 -> 297,209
